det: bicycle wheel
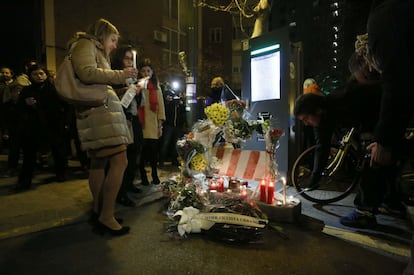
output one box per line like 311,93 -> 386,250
290,145 -> 358,204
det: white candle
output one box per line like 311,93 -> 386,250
282,177 -> 287,205
132,50 -> 137,69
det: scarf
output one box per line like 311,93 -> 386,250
137,81 -> 158,128
148,82 -> 159,112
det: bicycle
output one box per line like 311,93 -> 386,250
291,126 -> 414,204
291,126 -> 375,204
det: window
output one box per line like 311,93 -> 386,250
163,0 -> 178,19
209,28 -> 222,43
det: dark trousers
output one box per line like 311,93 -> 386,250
160,124 -> 183,164
118,116 -> 143,197
18,133 -> 67,187
18,138 -> 38,187
6,131 -> 21,170
139,138 -> 159,183
354,164 -> 398,213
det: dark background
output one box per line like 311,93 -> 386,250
0,0 -> 43,75
0,0 -> 373,88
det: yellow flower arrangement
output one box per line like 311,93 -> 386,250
204,103 -> 230,127
190,153 -> 208,172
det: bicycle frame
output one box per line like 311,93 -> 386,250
291,125 -> 414,204
290,126 -> 362,204
325,127 -> 355,177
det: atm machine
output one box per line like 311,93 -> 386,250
241,27 -> 304,179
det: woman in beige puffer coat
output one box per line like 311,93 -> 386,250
66,18 -> 137,236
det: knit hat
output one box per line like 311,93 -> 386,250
303,78 -> 323,96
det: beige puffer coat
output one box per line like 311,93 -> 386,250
70,35 -> 132,151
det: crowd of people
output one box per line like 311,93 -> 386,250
0,18 -> 189,236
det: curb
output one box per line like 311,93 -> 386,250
0,205 -> 90,240
0,184 -> 165,240
323,225 -> 410,259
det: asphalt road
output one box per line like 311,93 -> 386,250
0,197 -> 408,275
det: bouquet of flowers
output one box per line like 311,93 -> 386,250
176,136 -> 208,177
165,184 -> 269,243
265,127 -> 283,152
226,99 -> 246,116
162,179 -> 207,218
222,100 -> 258,145
262,120 -> 284,179
191,119 -> 221,148
204,103 -> 230,127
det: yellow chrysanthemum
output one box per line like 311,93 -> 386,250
190,153 -> 207,172
204,103 -> 229,126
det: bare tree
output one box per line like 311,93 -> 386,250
197,0 -> 273,38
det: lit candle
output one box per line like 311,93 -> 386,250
267,181 -> 274,205
132,50 -> 137,69
260,179 -> 267,202
210,180 -> 217,191
282,177 -> 287,205
217,177 -> 224,192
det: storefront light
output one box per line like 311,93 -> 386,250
172,80 -> 180,90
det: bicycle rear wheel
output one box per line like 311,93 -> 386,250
290,145 -> 358,204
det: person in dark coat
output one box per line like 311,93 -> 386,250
294,79 -> 401,228
354,0 -> 414,167
14,64 -> 70,191
205,76 -> 238,106
159,85 -> 186,166
0,84 -> 23,177
354,1 -> 414,273
110,45 -> 144,207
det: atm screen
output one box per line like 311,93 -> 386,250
250,44 -> 281,102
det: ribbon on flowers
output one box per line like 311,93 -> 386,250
174,207 -> 215,236
174,206 -> 269,236
200,213 -> 268,228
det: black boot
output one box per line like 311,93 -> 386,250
140,168 -> 149,185
151,167 -> 160,185
138,161 -> 149,185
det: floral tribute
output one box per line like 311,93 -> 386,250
204,103 -> 229,127
222,100 -> 258,144
162,176 -> 268,242
262,119 -> 284,180
162,99 -> 283,243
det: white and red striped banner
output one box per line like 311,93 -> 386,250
211,147 -> 269,181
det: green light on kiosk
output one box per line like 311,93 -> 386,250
251,44 -> 280,56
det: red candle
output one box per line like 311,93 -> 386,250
217,177 -> 224,192
210,181 -> 217,191
267,181 -> 274,205
260,179 -> 267,202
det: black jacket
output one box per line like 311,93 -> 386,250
368,0 -> 414,146
163,91 -> 186,129
311,81 -> 383,180
17,80 -> 70,141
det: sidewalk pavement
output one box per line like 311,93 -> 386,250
0,157 -> 412,261
0,158 -> 173,240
